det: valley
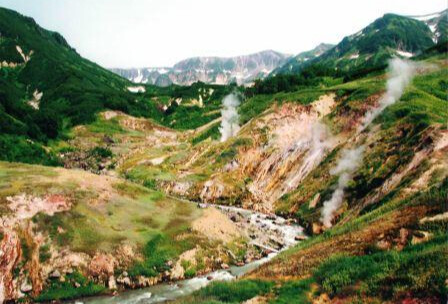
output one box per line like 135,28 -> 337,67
0,5 -> 447,304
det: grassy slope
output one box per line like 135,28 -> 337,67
276,60 -> 447,221
0,161 -> 209,301
172,56 -> 448,303
0,160 -> 202,253
0,7 -> 151,164
0,8 -> 235,166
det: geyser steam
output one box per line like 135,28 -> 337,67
321,58 -> 417,227
360,58 -> 417,131
220,93 -> 240,142
320,146 -> 365,227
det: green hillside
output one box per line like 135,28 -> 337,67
0,7 -> 235,165
0,8 -> 159,163
275,14 -> 436,77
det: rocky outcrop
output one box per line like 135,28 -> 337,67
196,94 -> 338,212
0,230 -> 22,303
89,253 -> 116,278
0,193 -> 71,301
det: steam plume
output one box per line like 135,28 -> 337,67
321,58 -> 417,227
220,93 -> 240,142
360,58 -> 417,131
320,146 -> 365,227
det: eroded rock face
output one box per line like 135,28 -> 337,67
244,99 -> 337,211
0,193 -> 72,301
5,194 -> 70,224
0,230 -> 21,303
200,180 -> 225,203
195,95 -> 338,212
89,253 -> 116,278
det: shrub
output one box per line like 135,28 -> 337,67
0,134 -> 61,166
128,234 -> 172,277
35,271 -> 105,301
271,278 -> 314,304
89,146 -> 113,158
195,280 -> 274,303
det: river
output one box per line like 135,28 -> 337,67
72,204 -> 305,304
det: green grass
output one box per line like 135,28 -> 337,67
88,146 -> 113,158
270,278 -> 314,304
192,280 -> 274,303
125,165 -> 176,184
146,82 -> 234,130
380,69 -> 448,127
177,278 -> 315,304
35,271 -> 106,302
314,234 -> 448,299
87,117 -> 125,135
128,233 -> 174,277
0,161 -> 201,261
192,122 -> 221,145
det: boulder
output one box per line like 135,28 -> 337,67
108,276 -> 117,290
312,223 -> 323,235
376,239 -> 392,250
117,276 -> 132,287
49,270 -> 61,279
399,228 -> 410,245
20,279 -> 32,293
89,253 -> 115,277
294,235 -> 307,241
308,193 -> 320,209
170,262 -> 185,280
411,231 -> 431,245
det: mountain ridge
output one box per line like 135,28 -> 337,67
110,50 -> 291,86
274,12 -> 440,76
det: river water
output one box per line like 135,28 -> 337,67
73,204 -> 304,304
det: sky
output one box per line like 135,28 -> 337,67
0,0 -> 445,68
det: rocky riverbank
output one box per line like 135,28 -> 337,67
75,203 -> 305,304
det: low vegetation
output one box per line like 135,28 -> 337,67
35,272 -> 106,302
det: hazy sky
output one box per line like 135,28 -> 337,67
1,0 -> 445,68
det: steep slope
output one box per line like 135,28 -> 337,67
275,13 -> 436,77
271,43 -> 334,75
110,50 -> 291,86
410,9 -> 448,43
0,7 -> 154,164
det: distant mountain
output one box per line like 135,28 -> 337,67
275,13 -> 438,76
409,9 -> 447,43
110,50 -> 291,86
271,43 -> 334,75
